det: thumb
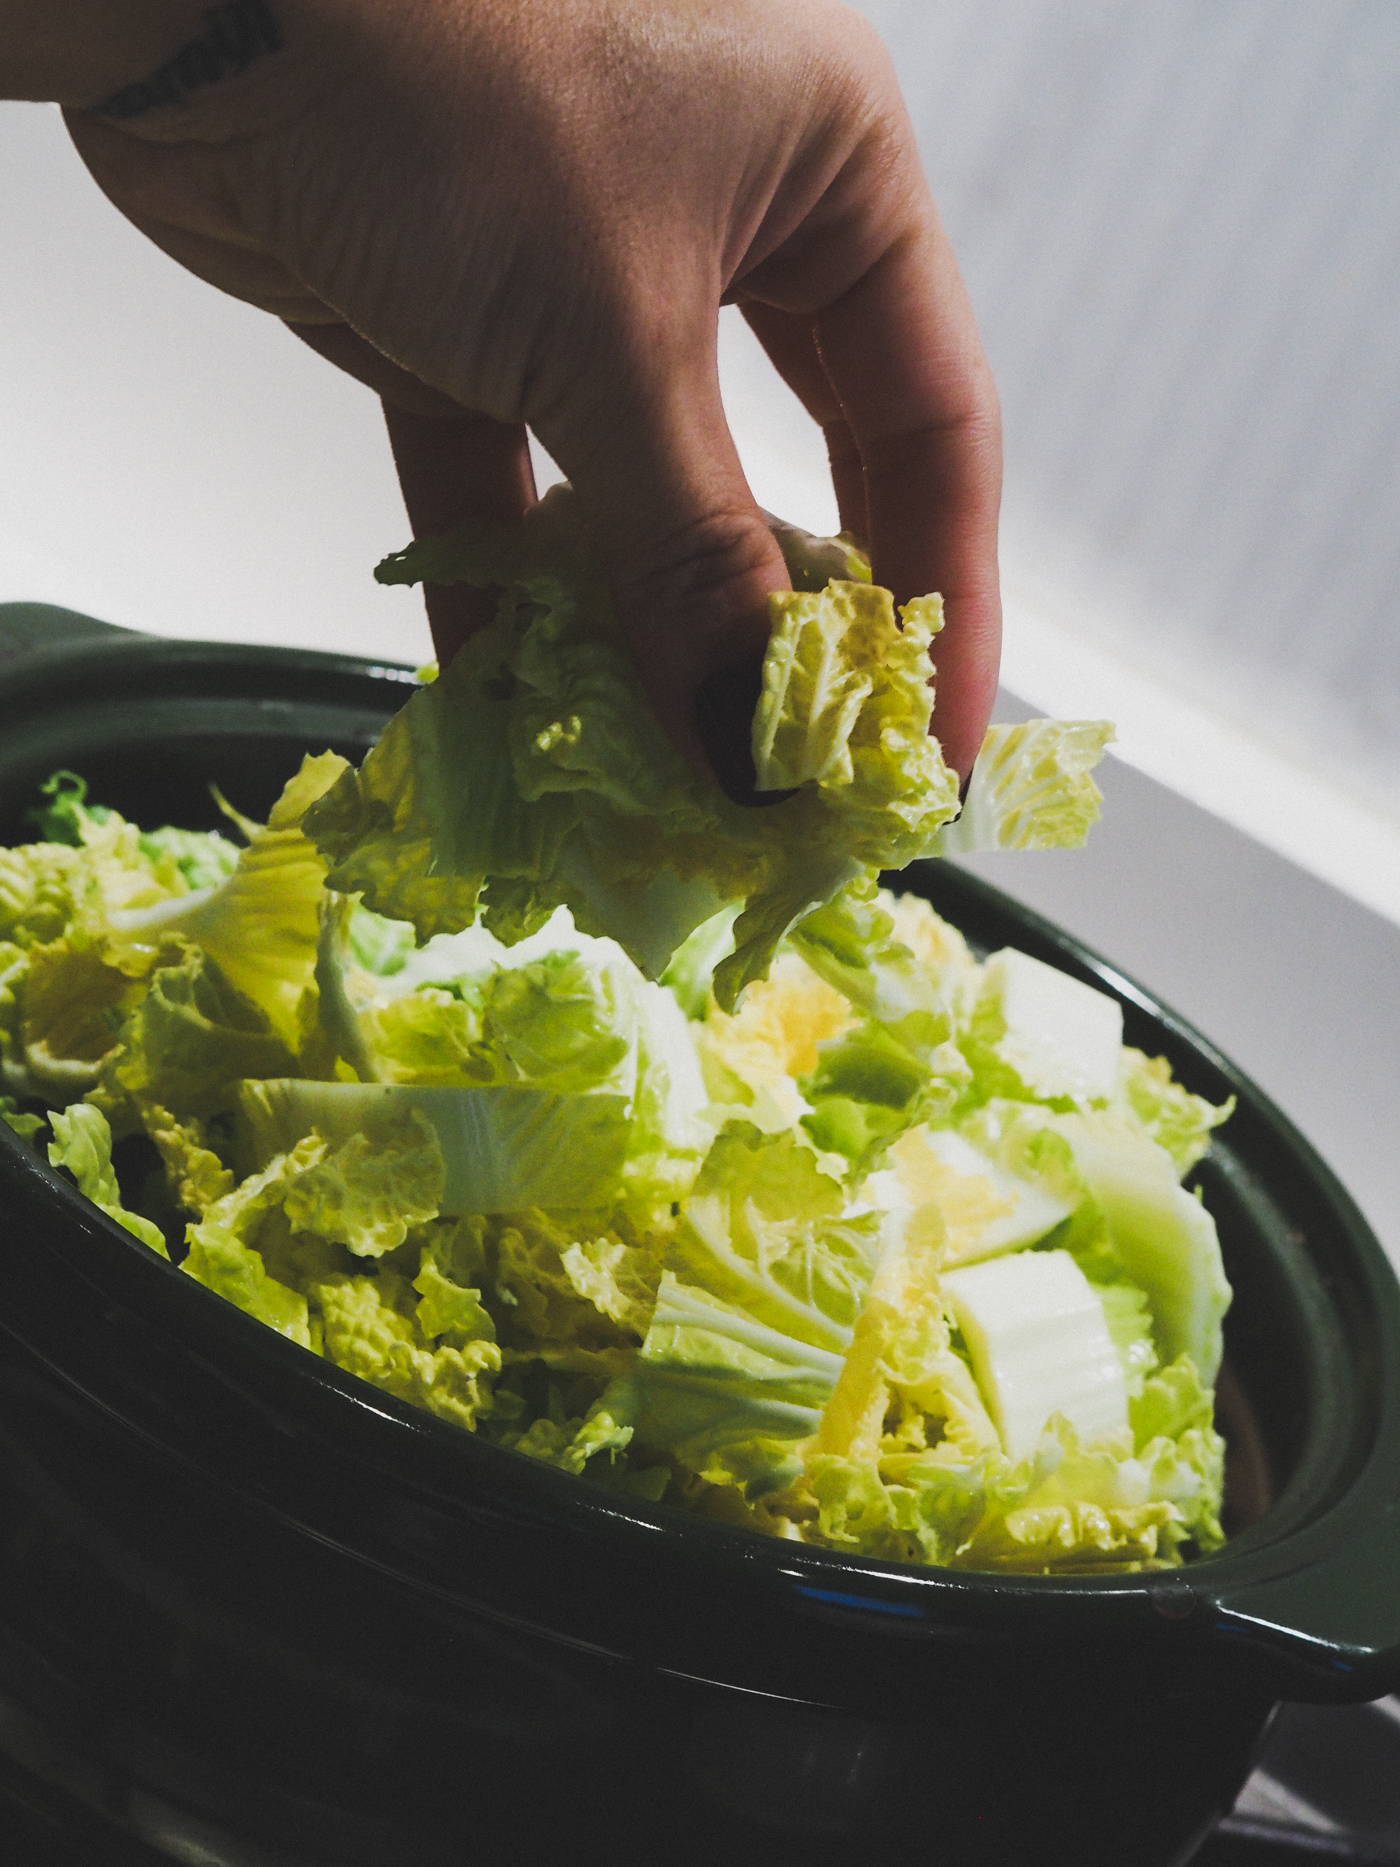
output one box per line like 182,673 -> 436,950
534,340 -> 790,799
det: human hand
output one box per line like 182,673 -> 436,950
44,0 -> 1002,782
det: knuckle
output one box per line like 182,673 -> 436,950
614,509 -> 782,623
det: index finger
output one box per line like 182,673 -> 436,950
285,319 -> 538,668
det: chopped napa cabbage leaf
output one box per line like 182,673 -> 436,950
186,1113 -> 442,1307
1131,1350 -> 1218,1448
478,1206 -> 663,1380
632,1270 -> 846,1496
1,777 -> 235,1104
793,1036 -> 920,1179
313,1269 -> 500,1434
12,933 -> 165,1104
108,754 -> 348,1048
691,947 -> 853,1133
622,973 -> 713,1200
957,1100 -> 1095,1233
751,579 -> 955,826
316,493 -> 1113,1013
787,880 -> 948,1031
0,775 -> 261,1107
137,824 -> 242,893
504,1390 -> 642,1481
961,1101 -> 1231,1386
413,1231 -> 497,1344
865,1125 -> 1074,1267
940,1249 -> 1128,1459
346,902 -> 417,977
180,1155 -> 310,1344
627,1123 -> 895,1498
1115,1047 -> 1235,1176
1,773 -> 213,972
0,841 -> 88,954
236,1077 -> 633,1215
949,1410 -> 1219,1569
658,902 -> 741,1020
327,905 -> 644,1097
1051,1112 -> 1231,1385
798,1375 -> 1225,1571
933,719 -> 1114,856
485,947 -> 635,1092
136,1098 -> 235,1218
0,1092 -> 45,1145
107,947 -> 298,1122
0,945 -> 26,1099
278,1111 -> 444,1258
806,1199 -> 999,1471
313,890 -> 384,1084
668,1123 -> 886,1354
798,1016 -> 968,1183
777,881 -> 971,1178
25,769 -> 118,845
881,889 -> 983,1022
312,488 -> 967,1010
558,1232 -> 664,1337
182,1122 -> 501,1429
1096,1278 -> 1160,1399
28,770 -> 241,894
47,1101 -> 169,1257
963,948 -> 1123,1108
313,898 -> 710,1203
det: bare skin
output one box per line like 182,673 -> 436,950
4,0 -> 1002,781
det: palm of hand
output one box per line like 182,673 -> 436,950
63,0 -> 1000,781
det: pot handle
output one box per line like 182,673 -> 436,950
1207,1503 -> 1400,1699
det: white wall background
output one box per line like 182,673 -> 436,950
0,102 -> 432,664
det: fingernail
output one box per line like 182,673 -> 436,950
694,655 -> 796,809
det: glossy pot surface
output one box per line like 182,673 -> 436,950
2,626 -> 1398,1867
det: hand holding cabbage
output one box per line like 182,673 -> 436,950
14,0 -> 1003,777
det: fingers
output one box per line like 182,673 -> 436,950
285,320 -> 538,669
285,319 -> 469,420
739,300 -> 867,544
535,329 -> 790,791
381,403 -> 538,667
740,238 -> 1002,786
814,220 -> 1002,784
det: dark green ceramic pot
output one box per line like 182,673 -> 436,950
1,622 -> 1397,1867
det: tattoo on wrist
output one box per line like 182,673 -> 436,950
97,0 -> 281,119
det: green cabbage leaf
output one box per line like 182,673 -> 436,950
310,900 -> 711,1205
47,1101 -> 168,1257
0,777 -> 230,1103
309,489 -> 971,1011
805,1394 -> 1224,1572
182,1115 -> 501,1431
1115,1048 -> 1235,1176
960,1102 -> 1231,1385
627,1123 -> 889,1496
108,753 -> 348,1049
236,1077 -> 634,1216
934,720 -> 1115,856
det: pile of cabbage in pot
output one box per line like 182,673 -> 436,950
0,495 -> 1232,1573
